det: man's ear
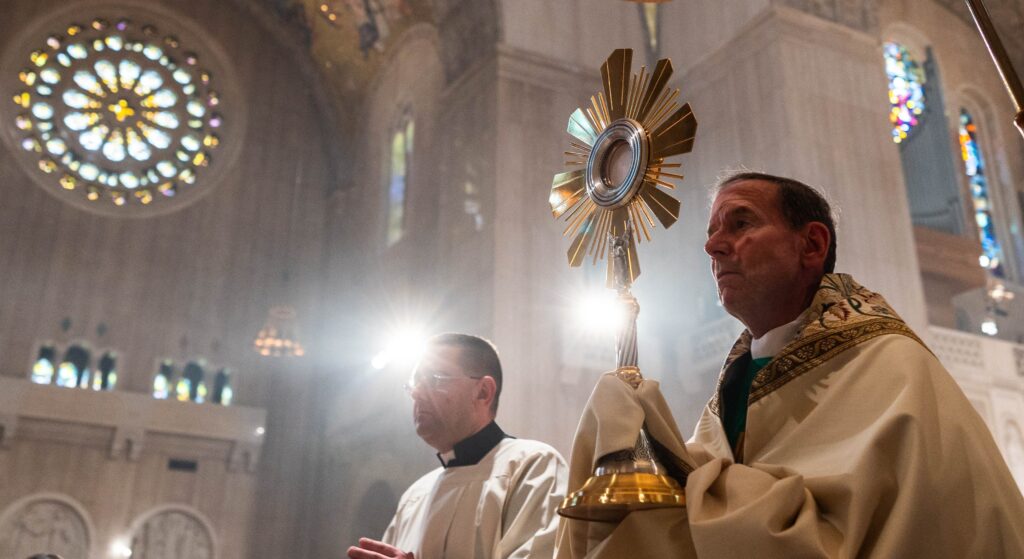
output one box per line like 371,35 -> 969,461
801,222 -> 830,271
478,376 -> 497,409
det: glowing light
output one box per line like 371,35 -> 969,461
981,318 -> 998,336
111,540 -> 133,558
255,426 -> 266,436
372,326 -> 429,370
575,289 -> 627,335
371,351 -> 390,370
989,283 -> 1015,303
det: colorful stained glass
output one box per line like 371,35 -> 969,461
958,109 -> 1004,277
10,18 -> 224,209
30,346 -> 56,385
175,377 -> 191,401
386,116 -> 414,246
55,362 -> 78,387
153,361 -> 173,399
883,42 -> 926,144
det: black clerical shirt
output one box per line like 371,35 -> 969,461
437,421 -> 511,468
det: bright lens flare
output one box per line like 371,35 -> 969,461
371,327 -> 429,370
981,318 -> 998,336
111,540 -> 133,557
575,290 -> 627,335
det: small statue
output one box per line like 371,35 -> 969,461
608,222 -> 633,293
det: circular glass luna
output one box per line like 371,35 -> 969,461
585,118 -> 649,209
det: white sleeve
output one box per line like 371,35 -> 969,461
498,448 -> 569,559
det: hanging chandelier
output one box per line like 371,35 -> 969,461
253,306 -> 306,357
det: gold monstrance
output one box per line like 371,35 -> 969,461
550,48 -> 697,522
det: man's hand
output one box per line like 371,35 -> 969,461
346,537 -> 414,559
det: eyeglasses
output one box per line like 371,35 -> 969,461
404,373 -> 487,394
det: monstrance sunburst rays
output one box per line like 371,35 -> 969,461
549,48 -> 697,286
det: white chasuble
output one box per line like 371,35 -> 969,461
556,274 -> 1024,558
384,438 -> 568,558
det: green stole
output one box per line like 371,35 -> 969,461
722,355 -> 772,460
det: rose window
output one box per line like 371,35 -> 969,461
3,8 -> 239,215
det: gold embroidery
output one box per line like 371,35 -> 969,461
708,274 -> 927,417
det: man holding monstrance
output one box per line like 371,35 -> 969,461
549,49 -> 1024,559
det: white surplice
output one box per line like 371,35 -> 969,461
384,438 -> 568,558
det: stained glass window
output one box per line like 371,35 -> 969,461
175,376 -> 192,402
883,42 -> 926,144
30,345 -> 57,384
10,18 -> 223,209
958,108 -> 1004,277
212,368 -> 233,405
57,344 -> 90,388
386,115 -> 414,246
93,351 -> 117,390
181,360 -> 205,402
153,360 -> 173,399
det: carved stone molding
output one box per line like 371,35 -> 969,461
111,425 -> 145,461
0,497 -> 91,559
131,508 -> 215,559
0,377 -> 265,471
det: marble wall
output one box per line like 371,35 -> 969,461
0,0 -> 334,557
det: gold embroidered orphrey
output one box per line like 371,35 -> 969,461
710,273 -> 927,417
549,48 -> 697,523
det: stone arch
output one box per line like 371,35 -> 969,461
0,493 -> 96,559
128,504 -> 217,559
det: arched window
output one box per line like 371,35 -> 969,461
386,112 -> 414,246
958,108 -> 1004,277
177,360 -> 206,403
211,368 -> 232,406
56,344 -> 90,388
883,42 -> 926,144
30,345 -> 56,385
91,350 -> 117,391
883,42 -> 963,235
153,360 -> 174,399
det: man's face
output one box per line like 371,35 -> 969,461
705,180 -> 808,333
407,345 -> 482,452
